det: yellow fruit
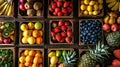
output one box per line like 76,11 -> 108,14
39,64 -> 43,67
20,24 -> 28,31
24,50 -> 29,56
84,0 -> 89,5
36,37 -> 43,44
93,11 -> 99,15
23,30 -> 31,37
35,52 -> 42,57
28,22 -> 34,29
32,30 -> 40,38
80,4 -> 86,11
117,17 -> 120,24
33,56 -> 40,64
22,36 -> 28,44
32,64 -> 39,67
104,15 -> 109,24
25,62 -> 32,66
50,64 -> 56,67
83,10 -> 89,15
29,50 -> 36,56
109,17 -> 115,25
98,0 -> 103,4
48,52 -> 56,58
19,56 -> 26,63
89,11 -> 93,15
27,37 -> 35,44
89,1 -> 96,5
50,56 -> 58,64
10,35 -> 14,41
94,4 -> 99,11
39,30 -> 43,36
19,63 -> 25,67
0,0 -> 4,5
99,4 -> 103,10
25,56 -> 33,62
87,5 -> 92,12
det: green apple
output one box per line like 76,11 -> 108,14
34,22 -> 42,30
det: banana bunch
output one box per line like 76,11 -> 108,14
106,0 -> 120,11
0,0 -> 13,16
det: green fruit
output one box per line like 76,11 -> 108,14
56,50 -> 61,57
62,50 -> 67,56
34,22 -> 42,30
58,56 -> 64,64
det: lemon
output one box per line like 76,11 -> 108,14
84,0 -> 89,5
93,11 -> 99,15
83,10 -> 89,15
98,0 -> 103,4
99,4 -> 103,10
50,56 -> 58,64
22,36 -> 28,44
94,4 -> 99,11
89,1 -> 96,6
20,24 -> 28,31
89,11 -> 93,15
23,30 -> 31,37
87,5 -> 92,12
28,22 -> 34,29
19,56 -> 26,63
48,52 -> 55,58
80,4 -> 86,11
27,36 -> 35,45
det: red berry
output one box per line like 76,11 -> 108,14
65,37 -> 71,43
58,21 -> 64,26
67,7 -> 72,13
57,12 -> 63,16
60,38 -> 65,43
62,8 -> 67,14
69,2 -> 73,7
51,31 -> 55,36
64,2 -> 69,8
112,59 -> 120,67
53,12 -> 57,16
54,0 -> 58,2
51,2 -> 57,9
64,21 -> 70,26
55,34 -> 62,42
114,49 -> 120,59
61,26 -> 67,31
67,31 -> 73,37
54,27 -> 60,33
57,1 -> 62,7
55,8 -> 60,13
49,6 -> 54,12
61,32 -> 67,37
52,36 -> 57,41
67,28 -> 72,31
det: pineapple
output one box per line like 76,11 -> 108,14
78,42 -> 110,67
106,31 -> 120,47
63,51 -> 77,67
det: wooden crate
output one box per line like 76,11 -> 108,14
79,19 -> 104,45
49,19 -> 74,45
19,20 -> 44,46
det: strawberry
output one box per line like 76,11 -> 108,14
55,8 -> 60,13
52,36 -> 57,41
51,2 -> 57,9
67,27 -> 72,31
67,31 -> 73,37
54,27 -> 60,33
67,7 -> 72,13
53,12 -> 57,16
65,37 -> 71,43
61,26 -> 67,31
51,31 -> 55,36
55,34 -> 62,42
64,21 -> 69,26
62,8 -> 67,14
60,37 -> 65,43
112,59 -> 120,67
61,32 -> 67,37
57,1 -> 62,7
52,22 -> 57,28
58,21 -> 64,26
63,2 -> 69,8
114,49 -> 120,59
49,6 -> 54,12
57,12 -> 63,16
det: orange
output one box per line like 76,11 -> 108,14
33,56 -> 40,64
32,30 -> 40,38
29,50 -> 36,56
19,56 -> 26,63
39,64 -> 43,67
29,66 -> 32,67
35,52 -> 42,58
25,62 -> 32,66
32,64 -> 39,67
19,63 -> 25,67
36,37 -> 43,44
25,56 -> 32,62
24,50 -> 29,56
39,57 -> 43,63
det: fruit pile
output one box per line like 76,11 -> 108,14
20,22 -> 43,45
48,50 -> 77,67
0,22 -> 14,44
103,12 -> 120,32
0,49 -> 13,66
80,0 -> 103,15
50,20 -> 73,44
80,20 -> 102,44
19,0 -> 43,16
49,0 -> 73,16
0,0 -> 13,16
19,50 -> 43,67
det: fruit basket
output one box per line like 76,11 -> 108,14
48,0 -> 73,18
49,19 -> 74,44
0,47 -> 15,67
18,0 -> 44,18
78,0 -> 104,18
0,0 -> 14,17
18,48 -> 44,67
0,21 -> 16,45
48,48 -> 78,67
79,19 -> 103,45
19,21 -> 44,46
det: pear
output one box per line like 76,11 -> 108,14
117,17 -> 120,24
104,15 -> 109,24
108,12 -> 117,18
108,17 -> 115,25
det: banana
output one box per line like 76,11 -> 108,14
0,3 -> 9,15
111,2 -> 119,11
4,4 -> 10,15
0,2 -> 7,10
106,0 -> 115,3
108,1 -> 117,8
7,4 -> 13,16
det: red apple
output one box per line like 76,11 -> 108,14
111,24 -> 118,32
102,24 -> 111,32
19,4 -> 26,11
3,38 -> 10,44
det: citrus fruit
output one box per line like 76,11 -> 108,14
84,0 -> 89,5
32,64 -> 39,67
19,56 -> 26,63
50,56 -> 58,64
39,30 -> 43,36
22,36 -> 28,44
83,10 -> 88,15
20,24 -> 28,31
80,4 -> 86,11
35,22 -> 42,30
28,22 -> 34,29
87,5 -> 92,12
19,63 -> 25,67
50,64 -> 56,67
62,50 -> 67,56
25,56 -> 32,62
24,50 -> 29,56
27,36 -> 35,44
99,4 -> 103,10
39,64 -> 43,67
23,30 -> 31,37
33,56 -> 40,64
89,1 -> 96,6
32,30 -> 40,38
93,11 -> 99,15
48,51 -> 56,58
25,62 -> 32,66
35,51 -> 42,57
94,4 -> 99,11
98,0 -> 103,4
89,11 -> 93,15
56,50 -> 61,57
36,37 -> 43,44
29,50 -> 36,56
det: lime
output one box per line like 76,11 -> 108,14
56,50 -> 61,57
62,50 -> 67,56
34,22 -> 42,30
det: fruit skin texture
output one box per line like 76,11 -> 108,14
36,37 -> 43,44
20,24 -> 28,31
67,31 -> 73,37
27,37 -> 35,45
32,30 -> 40,38
102,24 -> 110,32
3,38 -> 10,44
50,56 -> 58,64
54,27 -> 60,33
111,24 -> 118,32
114,50 -> 120,59
112,59 -> 120,67
65,37 -> 71,43
55,34 -> 61,41
34,22 -> 42,30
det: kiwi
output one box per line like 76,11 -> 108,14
27,9 -> 36,16
24,2 -> 33,9
36,10 -> 42,16
33,2 -> 42,10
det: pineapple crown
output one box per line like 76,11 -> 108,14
88,42 -> 110,63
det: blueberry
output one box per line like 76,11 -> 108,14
87,33 -> 91,36
85,30 -> 89,33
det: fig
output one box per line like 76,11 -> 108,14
36,10 -> 42,16
33,2 -> 42,10
27,9 -> 35,16
24,2 -> 33,9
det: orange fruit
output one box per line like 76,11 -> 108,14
39,64 -> 43,67
19,56 -> 26,63
29,50 -> 36,56
35,52 -> 42,58
33,56 -> 40,64
32,30 -> 40,38
39,57 -> 43,63
29,66 -> 32,67
32,64 -> 39,67
20,53 -> 25,56
24,50 -> 29,56
39,30 -> 43,36
36,37 -> 43,44
25,62 -> 32,66
25,56 -> 32,62
19,63 -> 25,67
